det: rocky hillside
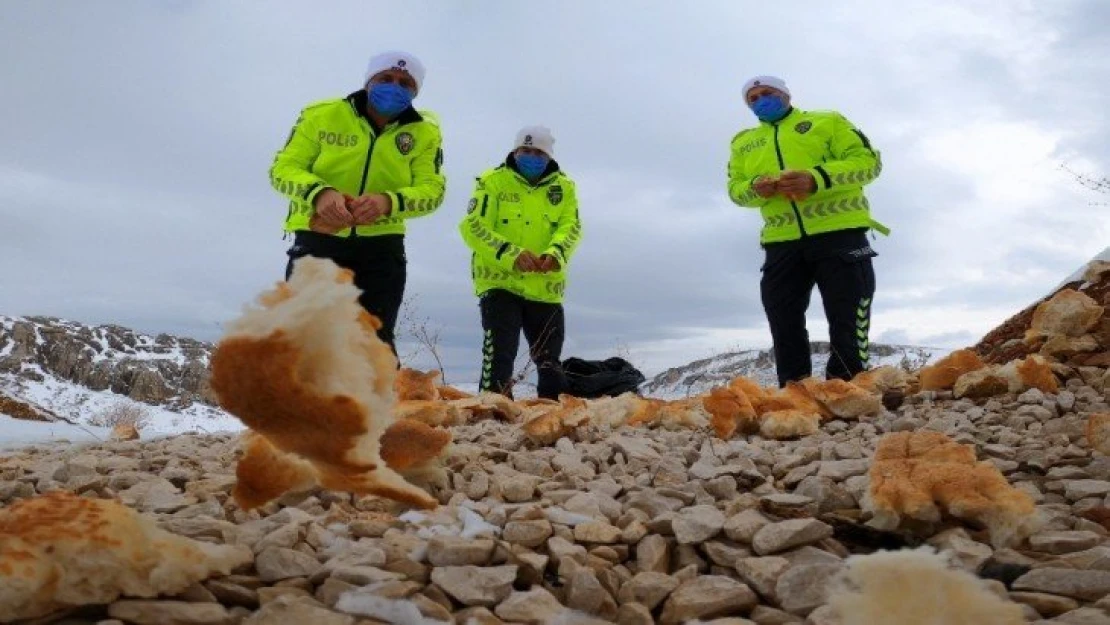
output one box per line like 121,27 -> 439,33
0,316 -> 240,436
976,250 -> 1110,368
642,341 -> 946,397
0,315 -> 216,410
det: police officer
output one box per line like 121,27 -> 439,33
269,50 -> 446,354
459,126 -> 583,399
727,75 -> 889,387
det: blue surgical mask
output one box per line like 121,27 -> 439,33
516,154 -> 549,180
751,94 -> 789,122
368,82 -> 413,117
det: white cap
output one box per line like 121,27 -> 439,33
364,50 -> 426,94
742,75 -> 791,98
514,125 -> 555,157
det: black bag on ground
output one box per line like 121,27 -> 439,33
561,356 -> 646,398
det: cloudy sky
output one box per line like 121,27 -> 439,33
1,0 -> 1107,384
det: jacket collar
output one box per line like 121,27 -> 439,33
346,89 -> 423,131
758,106 -> 801,127
504,153 -> 561,186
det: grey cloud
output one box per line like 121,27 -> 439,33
1,1 -> 1108,386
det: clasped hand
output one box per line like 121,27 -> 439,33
754,170 -> 817,202
310,189 -> 391,233
514,251 -> 560,273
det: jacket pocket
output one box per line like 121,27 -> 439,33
835,245 -> 878,264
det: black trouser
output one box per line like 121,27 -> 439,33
285,231 -> 406,354
760,228 -> 876,387
478,289 -> 567,400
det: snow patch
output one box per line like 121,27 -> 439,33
398,506 -> 501,540
335,589 -> 449,625
0,415 -> 110,453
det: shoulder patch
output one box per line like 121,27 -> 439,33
395,132 -> 415,155
547,185 -> 564,205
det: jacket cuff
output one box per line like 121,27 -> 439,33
544,245 -> 567,266
810,167 -> 832,191
385,192 -> 402,216
496,243 -> 522,270
305,183 -> 331,206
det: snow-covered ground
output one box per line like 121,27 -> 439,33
0,365 -> 244,438
0,415 -> 111,453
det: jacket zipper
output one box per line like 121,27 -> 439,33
773,122 -> 807,238
350,126 -> 377,238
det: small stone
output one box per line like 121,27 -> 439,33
1066,480 -> 1110,501
328,566 -> 403,586
177,582 -> 218,603
749,605 -> 805,624
617,572 -> 681,610
107,600 -> 231,625
752,519 -> 834,556
815,459 -> 869,481
257,586 -> 313,605
926,528 -> 993,572
575,520 -> 623,544
566,566 -> 619,620
703,540 -> 751,568
806,605 -> 840,625
548,535 -> 588,566
724,509 -> 771,544
1052,607 -> 1110,624
348,517 -> 396,538
495,586 -> 567,623
672,504 -> 726,544
315,577 -> 357,608
636,533 -> 670,573
453,606 -> 503,625
1058,390 -> 1077,412
1018,388 -> 1046,404
242,595 -> 355,625
1012,568 -> 1110,601
622,520 -> 649,544
426,536 -> 495,566
1029,531 -> 1103,555
617,602 -> 655,625
204,579 -> 259,609
255,547 -> 322,582
793,477 -> 856,514
1008,591 -> 1080,618
659,575 -> 758,625
430,565 -> 517,607
502,520 -> 553,548
759,494 -> 818,519
500,474 -> 540,502
776,561 -> 844,615
735,556 -> 790,601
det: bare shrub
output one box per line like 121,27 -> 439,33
89,399 -> 152,431
397,294 -> 447,384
